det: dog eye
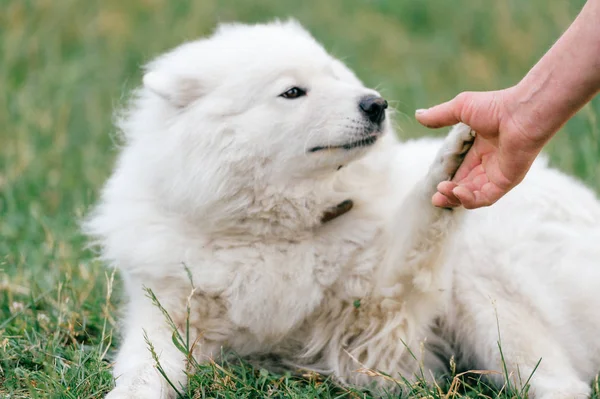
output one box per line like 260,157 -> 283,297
280,87 -> 306,99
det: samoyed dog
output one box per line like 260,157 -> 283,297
86,20 -> 600,399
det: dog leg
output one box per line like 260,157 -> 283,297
451,298 -> 592,399
378,123 -> 475,303
332,124 -> 474,389
105,286 -> 189,399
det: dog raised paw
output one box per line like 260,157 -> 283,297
426,123 -> 476,190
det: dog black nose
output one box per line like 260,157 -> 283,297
359,95 -> 388,124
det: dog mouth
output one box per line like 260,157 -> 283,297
308,133 -> 380,153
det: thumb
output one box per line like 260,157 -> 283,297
415,93 -> 469,128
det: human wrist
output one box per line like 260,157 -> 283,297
499,83 -> 558,149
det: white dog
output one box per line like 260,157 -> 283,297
86,21 -> 600,399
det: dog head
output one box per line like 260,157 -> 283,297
116,20 -> 391,229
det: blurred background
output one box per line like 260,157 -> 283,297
1,0 -> 598,397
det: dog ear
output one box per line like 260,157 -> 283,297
143,71 -> 202,108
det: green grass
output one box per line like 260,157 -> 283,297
1,0 -> 599,397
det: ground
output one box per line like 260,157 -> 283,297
1,0 -> 599,398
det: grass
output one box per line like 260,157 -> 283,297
1,0 -> 599,397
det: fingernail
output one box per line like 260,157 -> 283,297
415,108 -> 427,115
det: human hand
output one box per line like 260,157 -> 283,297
416,89 -> 548,209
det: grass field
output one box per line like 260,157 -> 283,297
1,0 -> 599,397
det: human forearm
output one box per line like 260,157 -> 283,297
509,0 -> 600,144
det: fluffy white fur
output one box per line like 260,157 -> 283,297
86,21 -> 600,399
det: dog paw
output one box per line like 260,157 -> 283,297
427,123 -> 475,187
529,377 -> 591,399
105,384 -> 173,399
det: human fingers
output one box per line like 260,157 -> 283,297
415,94 -> 466,128
437,181 -> 460,203
432,191 -> 461,208
452,183 -> 505,209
